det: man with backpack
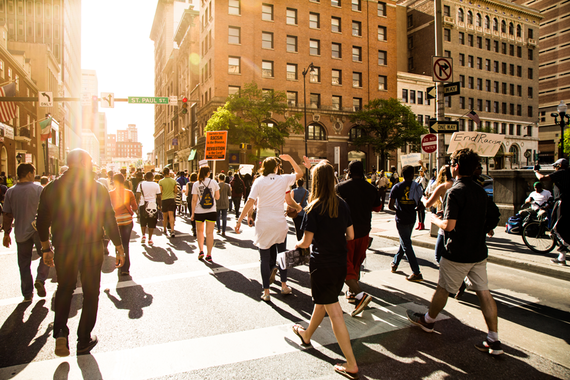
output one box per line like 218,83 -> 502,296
230,173 -> 245,218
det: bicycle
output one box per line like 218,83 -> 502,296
521,205 -> 556,253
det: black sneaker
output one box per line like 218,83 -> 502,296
77,335 -> 98,355
475,340 -> 503,355
351,293 -> 372,317
406,309 -> 435,333
55,334 -> 70,357
35,281 -> 46,297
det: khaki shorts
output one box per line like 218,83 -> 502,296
438,257 -> 489,293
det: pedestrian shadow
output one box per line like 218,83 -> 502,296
53,361 -> 70,380
166,238 -> 196,254
141,246 -> 178,265
213,235 -> 257,250
104,282 -> 153,319
77,353 -> 103,380
0,300 -> 52,369
206,261 -> 265,302
101,253 -> 120,274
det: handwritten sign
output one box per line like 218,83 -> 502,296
204,131 -> 228,161
400,153 -> 422,167
447,132 -> 504,157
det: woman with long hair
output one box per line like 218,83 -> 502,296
186,172 -> 198,236
235,155 -> 306,301
109,173 -> 138,276
292,161 -> 358,379
191,166 -> 220,262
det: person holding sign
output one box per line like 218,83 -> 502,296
191,166 -> 220,263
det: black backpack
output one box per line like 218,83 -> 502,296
199,179 -> 214,209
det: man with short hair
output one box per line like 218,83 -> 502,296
407,148 -> 503,356
159,167 -> 178,237
2,163 -> 48,302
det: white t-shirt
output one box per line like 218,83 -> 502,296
192,179 -> 220,214
526,189 -> 552,209
137,181 -> 161,206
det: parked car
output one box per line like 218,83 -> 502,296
484,183 -> 493,199
521,164 -> 555,171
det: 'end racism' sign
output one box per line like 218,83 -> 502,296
447,132 -> 504,157
205,131 -> 228,161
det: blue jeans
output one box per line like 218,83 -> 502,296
260,240 -> 287,289
17,231 -> 50,297
392,223 -> 421,275
216,208 -> 228,232
119,223 -> 133,273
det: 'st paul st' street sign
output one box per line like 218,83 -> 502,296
128,97 -> 169,104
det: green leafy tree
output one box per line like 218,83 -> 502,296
350,98 -> 427,171
206,82 -> 302,164
562,127 -> 570,157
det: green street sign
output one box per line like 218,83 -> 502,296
128,96 -> 169,104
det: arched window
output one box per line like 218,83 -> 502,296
307,124 -> 326,140
467,11 -> 473,25
509,144 -> 519,166
458,8 -> 464,22
501,20 -> 506,33
349,127 -> 364,141
476,13 -> 482,27
516,24 -> 522,37
493,18 -> 498,31
485,15 -> 490,29
509,22 -> 514,35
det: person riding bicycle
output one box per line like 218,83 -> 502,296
519,182 -> 553,221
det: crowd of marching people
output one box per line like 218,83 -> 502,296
2,147 -> 569,379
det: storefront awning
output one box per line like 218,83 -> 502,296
188,149 -> 196,161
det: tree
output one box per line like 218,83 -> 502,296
349,98 -> 427,171
206,82 -> 302,164
562,127 -> 570,158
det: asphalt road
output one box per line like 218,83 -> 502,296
0,211 -> 568,380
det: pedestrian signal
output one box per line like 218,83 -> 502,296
240,143 -> 246,149
181,97 -> 188,114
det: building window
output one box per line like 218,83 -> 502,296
477,57 -> 482,70
501,20 -> 506,33
310,39 -> 320,55
229,0 -> 240,15
477,99 -> 483,111
510,84 -> 515,96
529,28 -> 534,39
485,38 -> 490,50
352,0 -> 361,11
458,8 -> 464,22
332,0 -> 341,6
378,50 -> 387,65
502,62 -> 507,74
228,86 -> 240,95
459,32 -> 464,45
408,57 -> 414,70
468,77 -> 474,89
349,127 -> 363,140
528,68 -> 533,79
287,64 -> 297,80
286,8 -> 297,25
418,91 -> 423,104
501,42 -> 507,54
310,93 -> 321,108
353,21 -> 362,36
468,34 -> 473,46
287,36 -> 297,52
262,32 -> 273,49
353,72 -> 362,87
332,95 -> 342,110
467,10 -> 473,25
378,75 -> 387,90
476,13 -> 482,27
494,102 -> 499,113
459,54 -> 465,66
331,16 -> 341,32
262,61 -> 273,78
486,79 -> 491,92
228,56 -> 240,74
502,82 -> 507,94
228,26 -> 240,44
517,46 -> 522,58
509,44 -> 514,56
332,43 -> 342,59
353,98 -> 362,111
477,78 -> 482,90
493,18 -> 498,31
468,55 -> 473,68
352,46 -> 362,62
468,98 -> 474,109
468,119 -> 474,131
287,91 -> 297,106
493,61 -> 498,73
459,75 -> 465,87
377,25 -> 386,41
408,36 -> 413,49
444,96 -> 451,107
308,124 -> 326,140
310,66 -> 321,83
262,4 -> 273,21
477,36 -> 482,49
528,87 -> 533,98
528,49 -> 534,60
444,5 -> 450,17
444,28 -> 451,42
402,89 -> 408,103
408,14 -> 413,27
445,50 -> 451,57
332,69 -> 342,85
485,16 -> 490,29
410,90 -> 416,104
378,2 -> 387,16
485,100 -> 491,112
459,119 -> 465,131
309,12 -> 320,29
528,106 -> 533,118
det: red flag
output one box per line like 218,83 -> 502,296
467,110 -> 480,125
0,83 -> 17,122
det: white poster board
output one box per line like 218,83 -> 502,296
447,132 -> 505,157
238,164 -> 254,175
198,159 -> 208,167
400,153 -> 422,167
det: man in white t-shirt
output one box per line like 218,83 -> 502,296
525,181 -> 552,210
136,172 -> 162,246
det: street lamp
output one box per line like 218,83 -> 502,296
551,100 -> 569,159
302,62 -> 315,182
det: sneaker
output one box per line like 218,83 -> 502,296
35,281 -> 46,298
198,251 -> 204,260
269,267 -> 278,285
406,310 -> 435,333
475,340 -> 503,355
141,236 -> 146,245
390,263 -> 398,273
170,232 -> 176,238
22,295 -> 33,303
54,335 -> 70,357
148,240 -> 154,247
351,293 -> 372,317
406,273 -> 424,282
205,255 -> 213,263
77,335 -> 98,355
551,258 -> 567,265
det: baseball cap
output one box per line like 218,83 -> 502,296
553,158 -> 569,168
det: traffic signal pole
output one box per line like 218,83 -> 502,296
434,0 -> 446,171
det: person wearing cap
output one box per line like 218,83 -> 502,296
336,160 -> 382,317
519,182 -> 553,219
37,148 -> 125,357
535,158 -> 570,265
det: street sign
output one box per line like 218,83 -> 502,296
128,96 -> 169,104
426,82 -> 461,100
432,57 -> 453,82
169,96 -> 178,106
39,92 -> 53,107
101,92 -> 115,108
204,131 -> 228,161
421,134 -> 438,154
81,93 -> 91,106
429,119 -> 459,133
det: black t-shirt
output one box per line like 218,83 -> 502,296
549,169 -> 570,202
302,198 -> 353,267
442,177 -> 488,263
336,178 -> 381,239
389,181 -> 417,225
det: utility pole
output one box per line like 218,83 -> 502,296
434,0 -> 446,170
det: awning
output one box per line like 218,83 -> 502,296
164,164 -> 172,168
188,149 -> 196,161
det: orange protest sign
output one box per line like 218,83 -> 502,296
204,131 -> 228,161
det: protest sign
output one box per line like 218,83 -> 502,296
204,131 -> 228,161
400,153 -> 422,167
447,132 -> 504,157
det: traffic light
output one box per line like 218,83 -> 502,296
181,97 -> 188,114
240,143 -> 246,149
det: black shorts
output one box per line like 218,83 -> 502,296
309,263 -> 347,305
194,212 -> 217,223
162,198 -> 176,212
139,206 -> 158,229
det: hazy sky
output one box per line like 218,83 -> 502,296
81,0 -> 159,156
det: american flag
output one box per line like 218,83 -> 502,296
0,82 -> 17,123
467,110 -> 481,125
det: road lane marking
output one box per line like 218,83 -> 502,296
0,302 -> 447,379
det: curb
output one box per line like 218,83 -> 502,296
375,234 -> 570,282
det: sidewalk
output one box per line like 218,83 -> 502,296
371,210 -> 570,282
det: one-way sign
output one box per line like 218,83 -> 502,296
426,82 -> 461,100
429,119 -> 459,133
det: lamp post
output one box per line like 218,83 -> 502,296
302,62 -> 315,182
551,100 -> 570,159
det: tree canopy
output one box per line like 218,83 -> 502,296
205,82 -> 302,162
349,98 -> 427,170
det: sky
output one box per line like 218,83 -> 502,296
81,0 -> 159,156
